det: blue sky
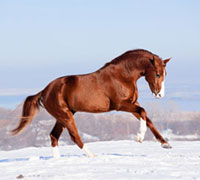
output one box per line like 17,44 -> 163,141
0,0 -> 200,92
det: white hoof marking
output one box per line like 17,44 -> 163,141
136,133 -> 145,143
82,145 -> 95,158
136,118 -> 147,143
52,146 -> 61,158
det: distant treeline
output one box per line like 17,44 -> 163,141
0,102 -> 200,150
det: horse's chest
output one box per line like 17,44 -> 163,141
118,85 -> 130,98
117,83 -> 137,101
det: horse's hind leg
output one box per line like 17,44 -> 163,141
59,110 -> 95,157
50,122 -> 65,158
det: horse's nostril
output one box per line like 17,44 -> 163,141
154,90 -> 158,95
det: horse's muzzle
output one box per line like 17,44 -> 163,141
152,89 -> 165,99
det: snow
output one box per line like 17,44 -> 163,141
0,140 -> 200,180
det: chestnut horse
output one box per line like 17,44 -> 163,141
11,49 -> 171,158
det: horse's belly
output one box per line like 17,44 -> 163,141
69,93 -> 110,113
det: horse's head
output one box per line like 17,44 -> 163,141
145,56 -> 170,99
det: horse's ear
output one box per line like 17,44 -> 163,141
149,56 -> 155,66
164,58 -> 171,66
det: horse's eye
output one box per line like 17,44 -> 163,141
156,74 -> 160,78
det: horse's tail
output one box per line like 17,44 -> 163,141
11,91 -> 43,135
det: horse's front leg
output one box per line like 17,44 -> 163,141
118,101 -> 147,143
132,102 -> 172,148
118,101 -> 171,148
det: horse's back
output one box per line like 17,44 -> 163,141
42,74 -> 111,113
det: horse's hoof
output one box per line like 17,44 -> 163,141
136,133 -> 144,143
82,145 -> 96,158
161,143 -> 172,149
52,146 -> 61,159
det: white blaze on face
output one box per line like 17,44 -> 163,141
159,80 -> 165,98
153,71 -> 165,99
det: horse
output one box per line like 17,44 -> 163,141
11,49 -> 171,158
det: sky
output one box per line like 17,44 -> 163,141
0,0 -> 200,109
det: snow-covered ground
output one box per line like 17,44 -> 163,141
0,140 -> 200,180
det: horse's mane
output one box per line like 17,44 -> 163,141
101,49 -> 156,69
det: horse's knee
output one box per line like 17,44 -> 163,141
139,108 -> 146,120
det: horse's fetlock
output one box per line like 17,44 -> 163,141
50,134 -> 58,147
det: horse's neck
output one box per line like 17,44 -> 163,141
98,57 -> 148,82
123,58 -> 147,82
